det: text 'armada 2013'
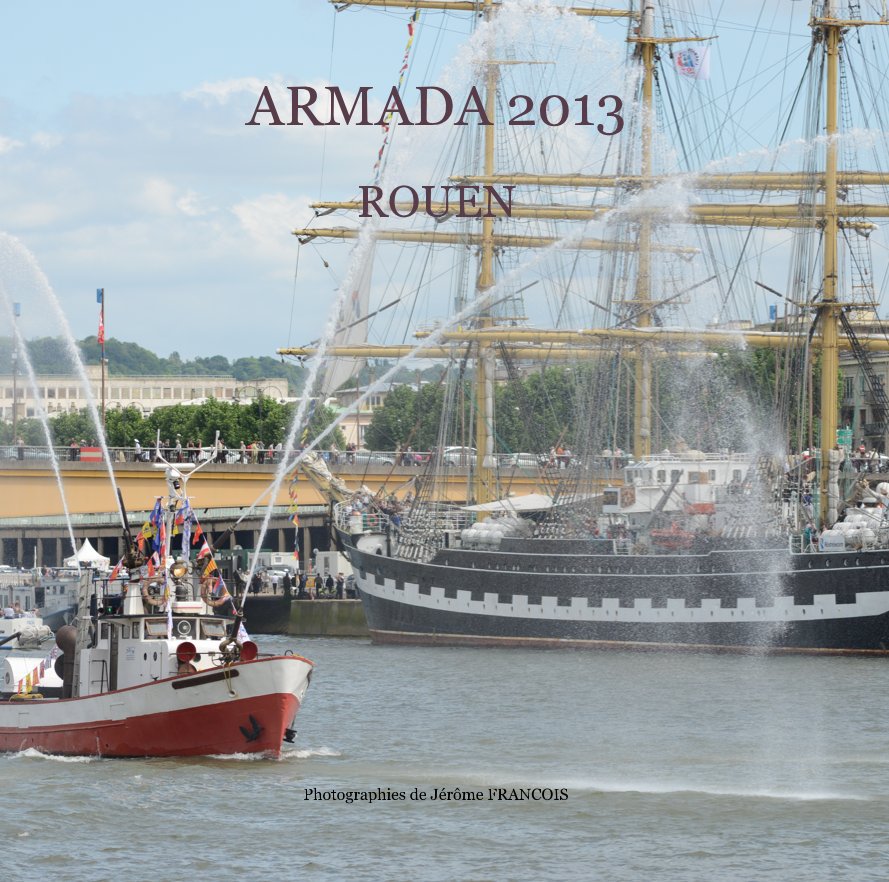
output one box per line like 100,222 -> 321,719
245,85 -> 623,133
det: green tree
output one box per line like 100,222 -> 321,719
305,403 -> 346,450
364,385 -> 418,449
50,410 -> 98,445
104,406 -> 150,447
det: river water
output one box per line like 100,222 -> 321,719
3,636 -> 888,881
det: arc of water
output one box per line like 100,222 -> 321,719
0,235 -> 127,533
0,284 -> 79,565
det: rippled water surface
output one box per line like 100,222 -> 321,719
4,636 -> 889,881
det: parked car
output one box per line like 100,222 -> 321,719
442,446 -> 476,467
352,450 -> 396,466
498,452 -> 544,469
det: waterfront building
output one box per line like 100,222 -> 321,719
0,365 -> 290,420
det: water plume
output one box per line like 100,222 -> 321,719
0,234 -> 126,530
0,283 -> 79,563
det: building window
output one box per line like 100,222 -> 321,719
844,377 -> 854,399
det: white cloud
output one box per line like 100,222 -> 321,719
31,132 -> 62,151
0,136 -> 23,154
185,76 -> 276,105
138,177 -> 178,215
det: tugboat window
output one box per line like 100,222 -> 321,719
201,620 -> 226,639
144,619 -> 168,638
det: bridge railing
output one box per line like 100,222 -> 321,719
0,445 -> 631,477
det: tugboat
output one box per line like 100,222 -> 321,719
0,456 -> 313,758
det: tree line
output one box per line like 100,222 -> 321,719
0,336 -> 306,392
0,396 -> 345,450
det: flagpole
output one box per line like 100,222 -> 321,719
97,288 -> 105,429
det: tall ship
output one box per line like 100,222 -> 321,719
285,0 -> 889,654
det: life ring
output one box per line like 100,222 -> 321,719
201,584 -> 233,610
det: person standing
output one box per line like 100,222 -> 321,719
134,438 -> 142,463
335,572 -> 345,599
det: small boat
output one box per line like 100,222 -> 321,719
0,458 -> 313,758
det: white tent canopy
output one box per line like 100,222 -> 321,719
64,539 -> 110,569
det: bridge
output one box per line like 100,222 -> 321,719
0,458 -> 555,568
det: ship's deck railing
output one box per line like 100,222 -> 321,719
334,500 -> 476,535
333,504 -> 391,534
626,451 -> 754,465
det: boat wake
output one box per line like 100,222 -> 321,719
8,747 -> 98,764
394,767 -> 868,803
559,778 -> 868,803
205,746 -> 343,762
282,746 -> 343,760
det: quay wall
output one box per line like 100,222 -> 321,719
288,600 -> 369,637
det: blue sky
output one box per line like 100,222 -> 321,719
0,0 -> 453,359
1,1 -> 878,361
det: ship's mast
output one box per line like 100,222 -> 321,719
633,1 -> 655,459
811,0 -> 887,523
473,0 -> 497,503
820,3 -> 841,524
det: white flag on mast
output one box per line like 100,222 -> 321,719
675,47 -> 710,81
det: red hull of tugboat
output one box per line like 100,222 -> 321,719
0,655 -> 312,758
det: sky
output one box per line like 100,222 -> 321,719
0,0 -> 439,359
0,1 -> 885,363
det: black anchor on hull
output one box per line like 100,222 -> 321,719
239,715 -> 263,743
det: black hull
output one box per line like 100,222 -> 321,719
340,531 -> 889,655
